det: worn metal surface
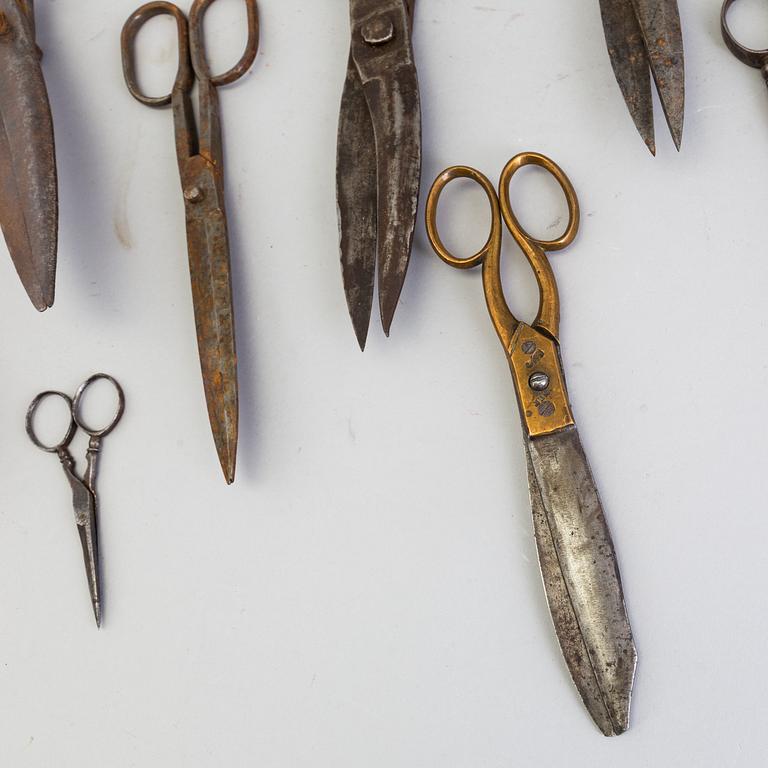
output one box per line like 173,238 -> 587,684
599,0 -> 684,154
721,0 -> 768,77
426,154 -> 635,734
527,428 -> 636,736
337,0 -> 421,349
0,0 -> 58,310
122,0 -> 258,483
25,374 -> 126,627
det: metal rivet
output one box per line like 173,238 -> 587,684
361,16 -> 395,45
521,341 -> 536,355
184,186 -> 204,203
529,372 -> 550,392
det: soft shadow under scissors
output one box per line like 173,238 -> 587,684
26,374 -> 125,627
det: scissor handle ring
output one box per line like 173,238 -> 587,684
189,0 -> 259,86
425,166 -> 502,271
499,152 -> 580,253
26,391 -> 76,454
721,0 -> 768,70
72,374 -> 126,439
121,1 -> 194,107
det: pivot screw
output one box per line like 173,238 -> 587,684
184,186 -> 204,203
361,16 -> 395,46
529,372 -> 550,392
521,341 -> 536,355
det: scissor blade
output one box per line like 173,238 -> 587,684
60,460 -> 101,627
337,52 -> 377,351
525,426 -> 636,735
599,0 -> 655,154
630,0 -> 684,150
0,0 -> 57,310
350,0 -> 421,337
183,166 -> 239,484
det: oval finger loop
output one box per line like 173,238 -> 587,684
426,166 -> 500,270
189,0 -> 259,86
500,152 -> 579,253
73,374 -> 126,439
121,1 -> 193,107
26,391 -> 76,453
721,0 -> 768,70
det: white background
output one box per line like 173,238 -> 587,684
1,0 -> 766,765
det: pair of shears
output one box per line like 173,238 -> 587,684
26,374 -> 125,627
599,0 -> 685,154
721,1 -> 768,82
121,0 -> 259,484
337,0 -> 421,349
0,0 -> 57,310
426,153 -> 637,736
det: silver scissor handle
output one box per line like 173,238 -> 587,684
72,374 -> 125,438
26,391 -> 77,453
722,0 -> 768,74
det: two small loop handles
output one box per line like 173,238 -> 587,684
426,152 -> 579,272
26,374 -> 126,453
122,0 -> 259,107
721,0 -> 768,70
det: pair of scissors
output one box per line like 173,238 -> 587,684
0,0 -> 57,310
722,1 -> 768,83
26,374 -> 125,627
599,0 -> 685,154
425,153 -> 636,736
337,0 -> 421,349
121,0 -> 259,484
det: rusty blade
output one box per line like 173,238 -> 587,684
0,0 -> 57,310
347,0 -> 421,338
337,52 -> 377,351
630,0 -> 684,150
526,426 -> 636,736
182,156 -> 239,485
599,0 -> 655,154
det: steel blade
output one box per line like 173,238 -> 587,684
337,53 -> 377,351
599,0 -> 655,154
0,0 -> 57,309
630,0 -> 684,150
350,0 -> 421,337
526,426 -> 636,735
182,161 -> 239,484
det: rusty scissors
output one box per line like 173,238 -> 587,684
426,153 -> 636,735
0,0 -> 57,310
121,0 -> 258,484
26,374 -> 125,627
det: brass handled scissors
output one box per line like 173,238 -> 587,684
26,374 -> 125,627
721,0 -> 768,83
426,153 -> 636,736
121,0 -> 259,484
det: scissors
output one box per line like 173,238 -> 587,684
425,153 -> 636,736
0,0 -> 58,310
121,0 -> 258,484
722,1 -> 768,84
26,374 -> 125,627
337,0 -> 421,349
599,0 -> 685,154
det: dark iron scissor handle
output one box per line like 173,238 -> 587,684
26,391 -> 77,453
72,373 -> 125,439
121,0 -> 258,107
722,0 -> 768,73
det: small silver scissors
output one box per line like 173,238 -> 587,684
26,374 -> 125,627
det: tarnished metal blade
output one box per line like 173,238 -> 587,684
364,64 -> 421,336
630,0 -> 684,150
0,0 -> 57,309
337,53 -> 377,351
526,426 -> 636,735
183,163 -> 239,484
61,459 -> 101,627
599,0 -> 656,154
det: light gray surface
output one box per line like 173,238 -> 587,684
1,0 -> 766,765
